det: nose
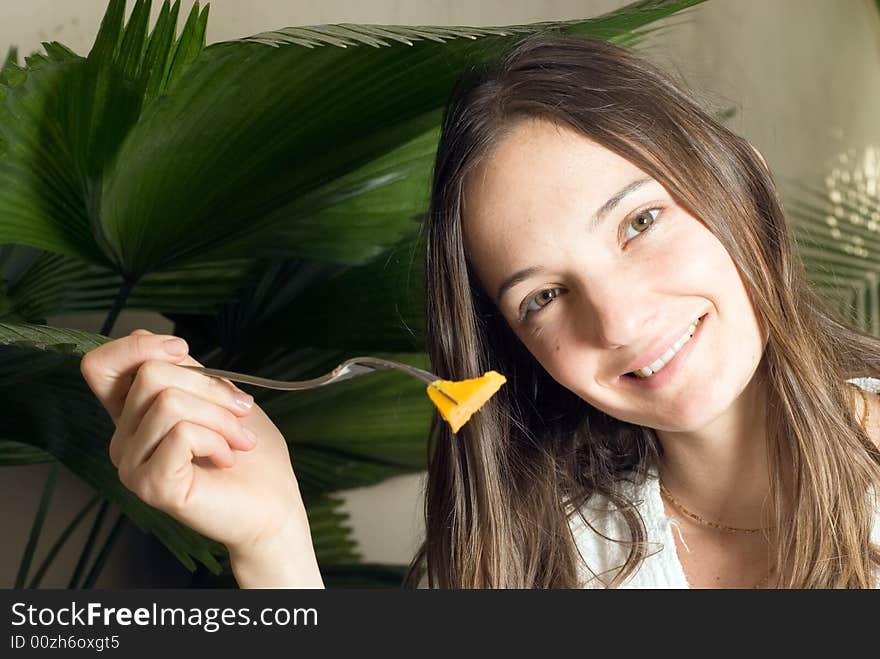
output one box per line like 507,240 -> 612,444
571,275 -> 659,349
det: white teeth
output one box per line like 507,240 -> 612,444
632,317 -> 702,379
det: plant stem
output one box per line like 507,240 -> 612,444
14,461 -> 59,588
81,512 -> 126,589
28,494 -> 100,588
100,277 -> 134,337
68,499 -> 109,589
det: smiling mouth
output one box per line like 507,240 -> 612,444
624,313 -> 706,379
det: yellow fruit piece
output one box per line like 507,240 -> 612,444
426,370 -> 507,433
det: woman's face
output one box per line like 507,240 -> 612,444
461,117 -> 768,432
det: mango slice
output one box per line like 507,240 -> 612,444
426,370 -> 507,433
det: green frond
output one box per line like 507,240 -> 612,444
790,177 -> 880,334
0,440 -> 54,465
141,0 -> 182,105
163,1 -> 208,90
304,495 -> 359,564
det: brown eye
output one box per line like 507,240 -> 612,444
519,287 -> 562,321
536,289 -> 557,306
623,208 -> 661,243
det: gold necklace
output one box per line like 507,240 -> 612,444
658,480 -> 771,535
658,479 -> 775,588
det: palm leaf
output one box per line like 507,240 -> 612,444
0,47 -> 22,97
103,1 -> 705,278
0,0 -> 208,267
253,235 -> 425,354
0,0 -> 703,326
788,148 -> 880,335
0,244 -> 261,322
305,495 -> 359,564
0,0 -> 705,281
0,439 -> 53,465
167,234 -> 424,374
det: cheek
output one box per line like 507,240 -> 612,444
529,337 -> 611,415
692,225 -> 766,352
518,326 -> 593,390
653,214 -> 727,289
522,332 -> 566,375
659,216 -> 763,339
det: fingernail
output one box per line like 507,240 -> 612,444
163,338 -> 188,355
235,394 -> 254,410
243,426 -> 257,446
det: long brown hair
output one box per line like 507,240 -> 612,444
403,33 -> 880,588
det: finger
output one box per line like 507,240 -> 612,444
154,421 -> 235,472
124,333 -> 247,401
122,421 -> 235,513
114,359 -> 254,442
119,387 -> 256,472
80,330 -> 195,425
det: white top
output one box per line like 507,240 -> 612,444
568,377 -> 880,588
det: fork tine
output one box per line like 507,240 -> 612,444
344,357 -> 460,405
427,383 -> 460,406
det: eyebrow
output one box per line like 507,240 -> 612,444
494,176 -> 653,305
590,176 -> 652,231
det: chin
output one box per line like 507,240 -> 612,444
652,379 -> 745,432
601,383 -> 725,431
647,411 -> 717,433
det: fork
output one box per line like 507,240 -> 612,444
180,356 -> 460,404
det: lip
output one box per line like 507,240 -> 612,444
619,312 -> 708,377
618,312 -> 708,389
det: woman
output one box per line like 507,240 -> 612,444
80,34 -> 880,589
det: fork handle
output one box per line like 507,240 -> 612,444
179,365 -> 338,391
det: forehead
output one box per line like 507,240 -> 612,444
461,118 -> 648,284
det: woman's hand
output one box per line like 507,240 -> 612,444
79,329 -> 323,587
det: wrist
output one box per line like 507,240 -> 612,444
227,510 -> 324,589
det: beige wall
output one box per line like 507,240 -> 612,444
3,0 -> 880,587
